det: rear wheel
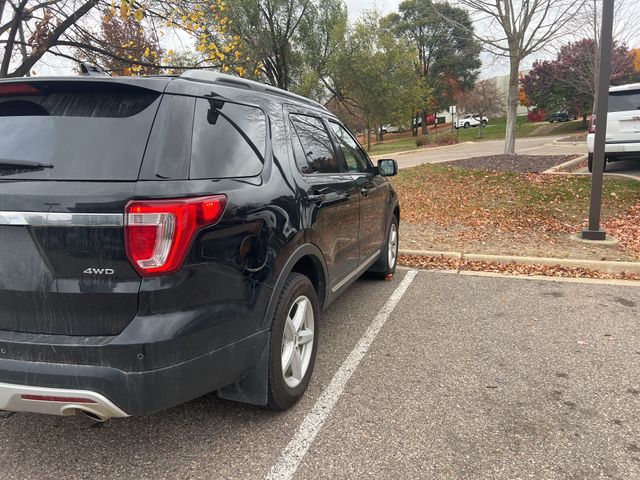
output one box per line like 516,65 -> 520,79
481,120 -> 488,127
463,122 -> 470,129
369,216 -> 399,279
267,273 -> 319,410
588,153 -> 606,173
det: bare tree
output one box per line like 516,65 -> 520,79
567,0 -> 640,111
0,1 -> 231,79
1,1 -> 100,78
429,0 -> 586,154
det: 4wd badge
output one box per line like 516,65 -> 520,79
83,268 -> 115,275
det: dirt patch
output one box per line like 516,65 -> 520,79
400,223 -> 639,262
557,133 -> 588,143
392,163 -> 640,264
442,154 -> 579,173
399,255 -> 640,281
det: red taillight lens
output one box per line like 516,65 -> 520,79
589,115 -> 596,134
21,395 -> 97,404
0,83 -> 40,96
125,195 -> 227,276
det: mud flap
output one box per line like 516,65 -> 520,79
217,332 -> 270,406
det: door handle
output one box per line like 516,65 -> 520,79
306,194 -> 326,204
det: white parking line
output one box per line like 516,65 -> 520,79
265,270 -> 419,480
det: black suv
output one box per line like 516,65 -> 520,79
0,71 -> 400,420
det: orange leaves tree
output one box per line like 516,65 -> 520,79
0,0 -> 244,78
75,7 -> 164,76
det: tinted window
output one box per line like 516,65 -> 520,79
329,122 -> 370,173
142,95 -> 195,180
609,90 -> 640,113
290,115 -> 339,174
0,88 -> 160,180
190,99 -> 266,179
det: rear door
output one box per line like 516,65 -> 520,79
0,80 -> 164,336
327,121 -> 388,266
288,112 -> 360,286
607,88 -> 640,144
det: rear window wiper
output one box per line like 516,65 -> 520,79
0,159 -> 53,169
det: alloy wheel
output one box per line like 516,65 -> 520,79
281,296 -> 315,388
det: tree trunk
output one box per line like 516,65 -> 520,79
421,110 -> 428,135
504,57 -> 520,155
367,121 -> 371,151
582,112 -> 588,129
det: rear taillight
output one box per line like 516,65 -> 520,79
125,195 -> 227,276
21,395 -> 97,404
0,83 -> 40,96
589,115 -> 596,134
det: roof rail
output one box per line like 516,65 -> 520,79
179,70 -> 326,111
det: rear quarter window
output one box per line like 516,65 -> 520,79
190,98 -> 267,179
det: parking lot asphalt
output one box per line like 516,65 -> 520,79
575,158 -> 640,181
1,270 -> 639,480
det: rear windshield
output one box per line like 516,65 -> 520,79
609,90 -> 640,113
0,84 -> 160,180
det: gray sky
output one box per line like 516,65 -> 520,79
345,0 -> 398,19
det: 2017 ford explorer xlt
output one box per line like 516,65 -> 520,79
0,71 -> 400,420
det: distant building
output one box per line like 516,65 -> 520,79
489,71 -> 530,116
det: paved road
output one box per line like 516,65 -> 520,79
575,158 -> 640,181
381,136 -> 587,169
1,270 -> 639,479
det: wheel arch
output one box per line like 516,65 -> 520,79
217,243 -> 328,407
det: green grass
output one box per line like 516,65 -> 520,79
366,117 -> 588,156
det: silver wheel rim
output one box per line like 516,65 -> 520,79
388,223 -> 398,269
281,296 -> 315,389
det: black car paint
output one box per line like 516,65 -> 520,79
0,75 -> 399,415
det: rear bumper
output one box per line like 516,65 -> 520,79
0,329 -> 269,417
0,381 -> 128,419
587,134 -> 640,156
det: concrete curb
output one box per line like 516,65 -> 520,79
399,249 -> 640,275
543,155 -> 587,173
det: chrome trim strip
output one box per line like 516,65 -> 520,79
331,250 -> 381,293
0,212 -> 123,227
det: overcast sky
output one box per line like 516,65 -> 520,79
345,0 -> 398,19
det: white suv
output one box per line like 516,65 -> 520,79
455,113 -> 488,129
587,83 -> 640,172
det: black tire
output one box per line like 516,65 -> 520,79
267,273 -> 319,410
481,120 -> 488,127
463,122 -> 470,129
588,153 -> 606,173
369,216 -> 399,279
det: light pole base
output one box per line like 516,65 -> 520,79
580,229 -> 608,241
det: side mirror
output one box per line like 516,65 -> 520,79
377,159 -> 398,177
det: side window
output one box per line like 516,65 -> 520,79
290,114 -> 340,174
328,122 -> 370,173
190,98 -> 266,179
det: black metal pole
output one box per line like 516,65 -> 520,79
582,0 -> 614,241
